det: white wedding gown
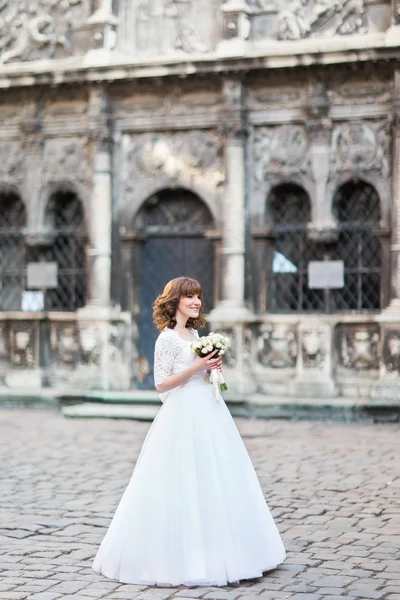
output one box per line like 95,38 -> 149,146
92,327 -> 286,586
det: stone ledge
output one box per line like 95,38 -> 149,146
0,33 -> 399,89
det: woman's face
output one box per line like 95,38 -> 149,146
176,293 -> 202,322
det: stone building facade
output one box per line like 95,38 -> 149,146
1,0 -> 400,401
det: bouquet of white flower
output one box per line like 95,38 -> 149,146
191,332 -> 230,396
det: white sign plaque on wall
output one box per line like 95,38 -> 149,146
27,262 -> 58,289
308,261 -> 344,289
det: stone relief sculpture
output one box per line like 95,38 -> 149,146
253,126 -> 310,187
0,143 -> 24,182
277,0 -> 366,41
340,328 -> 380,370
135,0 -> 208,54
125,131 -> 224,191
330,122 -> 389,177
256,324 -> 297,369
301,328 -> 326,370
0,0 -> 87,63
42,139 -> 91,192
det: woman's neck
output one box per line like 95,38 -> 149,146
174,314 -> 188,331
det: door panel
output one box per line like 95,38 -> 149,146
138,236 -> 214,389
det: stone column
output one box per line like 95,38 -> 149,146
88,147 -> 112,306
208,79 -> 254,395
209,79 -> 251,322
86,87 -> 112,308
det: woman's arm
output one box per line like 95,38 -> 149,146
155,347 -> 222,394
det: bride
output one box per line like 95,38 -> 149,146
92,276 -> 286,586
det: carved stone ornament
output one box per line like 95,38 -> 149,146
0,143 -> 24,182
42,139 -> 91,192
301,327 -> 326,370
339,326 -> 380,370
253,126 -> 310,187
0,0 -> 87,64
330,122 -> 390,177
125,131 -> 224,192
384,330 -> 400,374
135,0 -> 209,55
256,324 -> 297,369
277,0 -> 366,41
80,326 -> 101,366
394,0 -> 400,26
10,323 -> 36,368
51,324 -> 79,366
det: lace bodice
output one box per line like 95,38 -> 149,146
154,327 -> 205,401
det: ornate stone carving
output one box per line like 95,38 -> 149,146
135,0 -> 209,55
9,323 -> 36,368
0,0 -> 87,64
80,326 -> 101,365
331,80 -> 392,106
393,0 -> 400,26
339,325 -> 380,370
301,327 -> 326,370
216,327 -> 237,369
51,324 -> 79,366
42,139 -> 91,192
125,131 -> 224,191
0,143 -> 24,183
256,324 -> 297,368
384,330 -> 400,374
277,0 -> 366,41
0,324 -> 8,363
253,126 -> 310,187
330,122 -> 390,177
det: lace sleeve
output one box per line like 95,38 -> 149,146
154,331 -> 180,387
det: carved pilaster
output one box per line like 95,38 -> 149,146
20,104 -> 44,234
305,79 -> 338,241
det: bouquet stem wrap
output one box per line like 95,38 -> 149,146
210,369 -> 228,400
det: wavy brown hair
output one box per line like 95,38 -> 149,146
153,276 -> 207,332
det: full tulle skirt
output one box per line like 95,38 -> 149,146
92,379 -> 286,586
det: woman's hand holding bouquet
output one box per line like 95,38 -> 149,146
191,333 -> 230,398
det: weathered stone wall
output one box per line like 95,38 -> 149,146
1,0 -> 400,399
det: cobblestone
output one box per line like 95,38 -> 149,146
1,409 -> 399,600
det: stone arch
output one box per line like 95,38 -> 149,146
130,181 -> 220,230
327,174 -> 390,228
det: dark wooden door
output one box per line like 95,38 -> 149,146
138,236 -> 214,388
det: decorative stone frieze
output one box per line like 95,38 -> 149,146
0,0 -> 89,64
337,324 -> 380,371
330,121 -> 390,177
277,0 -> 367,41
256,323 -> 297,369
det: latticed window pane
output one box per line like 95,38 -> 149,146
334,181 -> 381,224
269,185 -> 313,312
333,181 -> 381,311
0,194 -> 26,311
45,192 -> 87,311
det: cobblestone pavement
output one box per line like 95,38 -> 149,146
1,409 -> 399,600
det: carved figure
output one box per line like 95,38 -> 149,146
331,122 -> 388,176
257,325 -> 297,368
386,333 -> 400,373
0,0 -> 85,64
277,0 -> 366,41
340,328 -> 379,370
301,328 -> 325,369
253,126 -> 310,185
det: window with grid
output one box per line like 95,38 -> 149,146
268,180 -> 383,313
0,193 -> 26,311
331,181 -> 381,311
269,183 -> 324,312
43,192 -> 87,310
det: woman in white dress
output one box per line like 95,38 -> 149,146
92,276 -> 286,587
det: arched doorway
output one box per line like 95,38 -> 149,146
134,188 -> 215,388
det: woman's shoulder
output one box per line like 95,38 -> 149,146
155,327 -> 178,348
